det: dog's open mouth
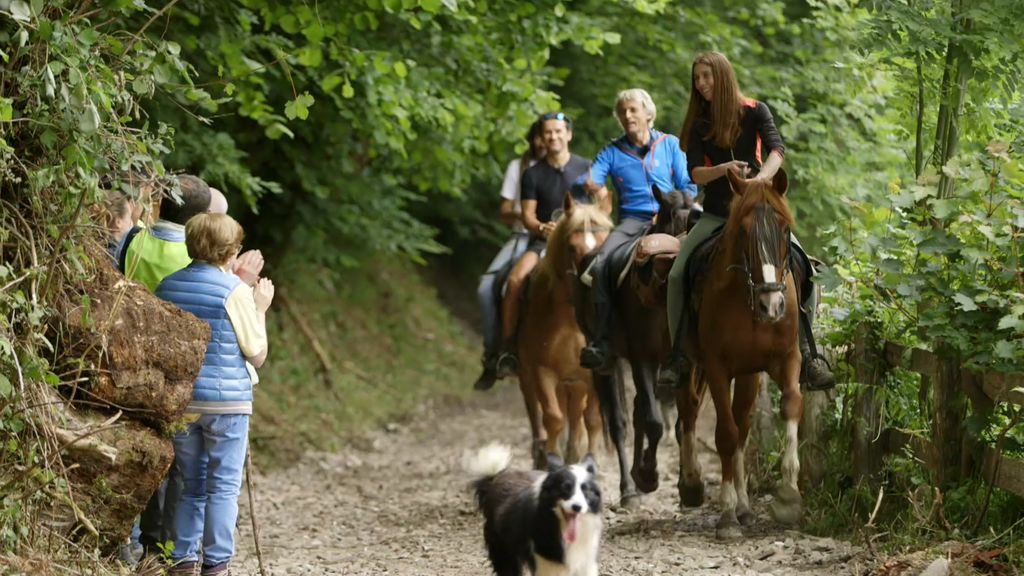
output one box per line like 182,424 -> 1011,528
562,510 -> 579,544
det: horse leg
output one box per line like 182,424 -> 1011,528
707,366 -> 743,539
594,368 -> 638,506
537,368 -> 565,462
676,364 -> 706,508
565,384 -> 587,464
768,355 -> 804,525
629,359 -> 662,493
731,372 -> 762,527
582,380 -> 602,456
518,364 -> 547,470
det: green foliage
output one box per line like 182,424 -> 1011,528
139,0 -> 625,264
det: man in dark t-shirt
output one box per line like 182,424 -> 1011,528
495,112 -> 593,374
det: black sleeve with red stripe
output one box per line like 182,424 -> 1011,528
754,101 -> 785,158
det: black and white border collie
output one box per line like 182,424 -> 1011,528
468,444 -> 602,576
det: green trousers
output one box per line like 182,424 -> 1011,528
666,214 -> 816,347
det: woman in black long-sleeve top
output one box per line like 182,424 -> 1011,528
666,51 -> 834,390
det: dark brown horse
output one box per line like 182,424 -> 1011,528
516,194 -> 612,468
580,189 -> 695,505
675,169 -> 803,539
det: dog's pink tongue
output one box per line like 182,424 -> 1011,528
564,514 -> 579,544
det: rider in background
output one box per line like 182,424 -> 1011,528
578,89 -> 697,373
666,51 -> 834,390
473,120 -> 546,391
496,112 -> 591,373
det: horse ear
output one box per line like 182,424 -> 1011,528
563,190 -> 576,214
772,168 -> 789,196
726,167 -> 746,196
651,184 -> 665,206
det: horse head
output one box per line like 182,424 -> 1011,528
724,168 -> 794,323
653,185 -> 699,238
551,193 -> 613,276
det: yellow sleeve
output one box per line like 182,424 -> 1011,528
225,283 -> 267,359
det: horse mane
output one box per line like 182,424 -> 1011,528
535,203 -> 613,292
724,178 -> 793,235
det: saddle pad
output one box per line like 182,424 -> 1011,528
617,233 -> 680,288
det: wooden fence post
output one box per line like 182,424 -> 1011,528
850,326 -> 885,481
931,347 -> 969,488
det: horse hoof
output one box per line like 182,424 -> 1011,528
631,467 -> 659,494
619,490 -> 643,509
531,447 -> 547,470
715,519 -> 743,540
737,509 -> 756,526
768,500 -> 802,526
678,479 -> 704,507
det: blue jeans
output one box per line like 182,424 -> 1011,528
477,232 -> 529,360
171,414 -> 249,566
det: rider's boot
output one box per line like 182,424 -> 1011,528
580,300 -> 613,374
472,354 -> 500,391
799,309 -> 835,390
662,304 -> 693,388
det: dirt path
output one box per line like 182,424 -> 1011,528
234,382 -> 870,575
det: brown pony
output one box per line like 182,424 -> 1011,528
516,194 -> 612,468
579,189 -> 695,506
675,169 -> 803,539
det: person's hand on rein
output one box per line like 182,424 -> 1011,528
724,160 -> 750,178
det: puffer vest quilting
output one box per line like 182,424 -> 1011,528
156,262 -> 252,408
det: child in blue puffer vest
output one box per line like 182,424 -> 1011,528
155,213 -> 274,576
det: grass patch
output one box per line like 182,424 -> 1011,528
251,257 -> 479,467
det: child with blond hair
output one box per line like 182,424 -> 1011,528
155,213 -> 274,576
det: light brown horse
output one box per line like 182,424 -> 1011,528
517,194 -> 612,468
676,169 -> 803,539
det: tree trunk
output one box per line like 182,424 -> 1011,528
915,54 -> 926,178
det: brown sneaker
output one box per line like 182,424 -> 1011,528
166,560 -> 197,576
200,561 -> 230,576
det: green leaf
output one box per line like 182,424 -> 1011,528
79,102 -> 100,133
993,340 -> 1015,359
0,98 -> 12,122
321,75 -> 343,92
952,293 -> 978,312
30,0 -> 43,17
997,314 -> 1023,331
419,0 -> 441,12
0,373 -> 11,398
342,82 -> 355,99
393,61 -> 408,78
10,1 -> 31,22
284,92 -> 315,121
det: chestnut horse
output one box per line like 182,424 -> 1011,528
676,169 -> 803,539
516,194 -> 612,468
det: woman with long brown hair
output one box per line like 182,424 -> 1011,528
666,51 -> 834,390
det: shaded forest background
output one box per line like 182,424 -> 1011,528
0,0 -> 1022,570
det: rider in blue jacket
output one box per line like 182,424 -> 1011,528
580,88 -> 697,372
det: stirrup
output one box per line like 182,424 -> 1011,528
496,351 -> 519,375
801,355 -> 836,391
